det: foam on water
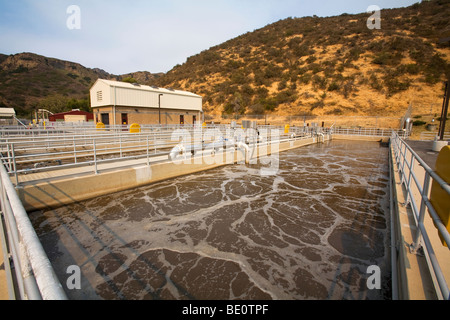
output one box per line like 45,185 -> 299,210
31,140 -> 391,300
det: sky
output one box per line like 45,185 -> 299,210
0,0 -> 421,75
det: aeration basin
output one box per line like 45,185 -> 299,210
30,140 -> 391,300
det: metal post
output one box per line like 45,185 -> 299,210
93,138 -> 98,175
438,81 -> 449,141
11,144 -> 18,186
119,135 -> 122,158
73,136 -> 77,164
411,171 -> 431,252
404,152 -> 415,205
158,94 -> 163,125
146,136 -> 150,166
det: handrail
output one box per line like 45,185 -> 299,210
0,163 -> 67,300
391,131 -> 450,300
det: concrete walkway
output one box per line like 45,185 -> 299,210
393,139 -> 450,299
0,241 -> 9,300
406,140 -> 440,169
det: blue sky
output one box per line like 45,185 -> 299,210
0,0 -> 420,75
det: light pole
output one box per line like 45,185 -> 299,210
158,94 -> 163,125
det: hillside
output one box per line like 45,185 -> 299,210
155,0 -> 450,118
0,52 -> 162,117
1,0 -> 449,120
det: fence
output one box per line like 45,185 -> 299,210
332,127 -> 408,138
391,131 -> 450,300
0,124 -> 324,186
206,114 -> 404,128
419,131 -> 450,141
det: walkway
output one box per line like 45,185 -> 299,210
0,244 -> 8,300
394,139 -> 450,299
406,140 -> 440,169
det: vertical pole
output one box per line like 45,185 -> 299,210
147,136 -> 150,166
119,135 -> 122,158
405,153 -> 414,205
73,136 -> 77,164
411,172 -> 431,251
93,138 -> 98,175
438,81 -> 449,141
11,144 -> 18,186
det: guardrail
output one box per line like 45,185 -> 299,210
0,162 -> 67,300
332,127 -> 409,138
0,124 -> 321,186
391,131 -> 450,300
419,131 -> 450,141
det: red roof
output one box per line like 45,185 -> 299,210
49,110 -> 94,121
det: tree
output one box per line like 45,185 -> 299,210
122,77 -> 137,84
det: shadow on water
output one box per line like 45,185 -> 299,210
30,140 -> 391,300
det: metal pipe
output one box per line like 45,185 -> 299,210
0,163 -> 67,300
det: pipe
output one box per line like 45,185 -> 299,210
236,141 -> 250,164
169,144 -> 186,162
0,164 -> 67,300
317,133 -> 324,143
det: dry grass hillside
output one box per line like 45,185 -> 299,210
155,0 -> 450,121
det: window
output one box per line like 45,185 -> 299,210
97,91 -> 103,102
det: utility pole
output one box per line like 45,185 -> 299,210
438,80 -> 449,141
437,37 -> 450,141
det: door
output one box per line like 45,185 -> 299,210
121,113 -> 128,125
193,115 -> 197,125
101,113 -> 110,125
121,113 -> 128,131
180,115 -> 185,125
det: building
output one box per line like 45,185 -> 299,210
0,108 -> 17,125
49,110 -> 94,123
90,79 -> 203,126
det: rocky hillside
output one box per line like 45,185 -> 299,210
154,0 -> 450,117
0,52 -> 162,117
1,0 -> 449,119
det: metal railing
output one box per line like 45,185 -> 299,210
332,127 -> 409,138
419,131 -> 450,141
391,131 -> 450,300
0,124 -> 322,185
0,162 -> 67,300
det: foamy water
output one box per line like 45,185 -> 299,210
31,140 -> 391,300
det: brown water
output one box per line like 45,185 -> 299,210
31,140 -> 391,300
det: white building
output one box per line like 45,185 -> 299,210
0,108 -> 17,125
90,79 -> 203,126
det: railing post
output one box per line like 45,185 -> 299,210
411,172 -> 431,252
73,136 -> 77,164
404,152 -> 415,205
11,143 -> 18,186
146,136 -> 150,166
119,135 -> 123,158
93,138 -> 98,175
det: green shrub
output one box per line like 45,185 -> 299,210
413,120 -> 426,126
